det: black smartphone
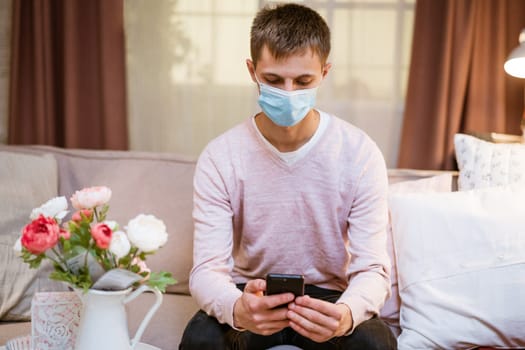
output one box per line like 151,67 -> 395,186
265,273 -> 305,297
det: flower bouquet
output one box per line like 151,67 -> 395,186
14,186 -> 176,292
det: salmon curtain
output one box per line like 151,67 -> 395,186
398,0 -> 525,170
8,0 -> 128,149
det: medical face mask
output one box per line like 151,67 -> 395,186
256,76 -> 319,127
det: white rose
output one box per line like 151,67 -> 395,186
70,186 -> 112,210
13,237 -> 22,256
109,231 -> 131,259
126,214 -> 168,252
30,196 -> 69,221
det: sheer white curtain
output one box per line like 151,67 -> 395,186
124,0 -> 414,166
0,0 -> 12,144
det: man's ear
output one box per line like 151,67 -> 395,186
322,62 -> 332,78
246,59 -> 257,83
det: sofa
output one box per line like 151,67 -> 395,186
1,138 -> 524,349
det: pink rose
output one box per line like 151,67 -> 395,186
72,209 -> 93,222
132,257 -> 151,278
70,186 -> 112,210
21,215 -> 60,254
90,223 -> 113,249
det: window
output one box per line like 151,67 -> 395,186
124,0 -> 414,166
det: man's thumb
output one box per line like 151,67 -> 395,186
244,279 -> 265,295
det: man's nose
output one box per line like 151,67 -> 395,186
283,80 -> 295,91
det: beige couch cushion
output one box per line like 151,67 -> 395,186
0,151 -> 67,321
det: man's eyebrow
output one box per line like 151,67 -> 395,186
262,73 -> 316,79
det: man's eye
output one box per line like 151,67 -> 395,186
297,81 -> 312,86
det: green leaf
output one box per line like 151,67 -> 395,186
62,238 -> 72,253
118,255 -> 131,267
80,210 -> 93,223
146,271 -> 177,293
98,204 -> 110,222
20,250 -> 45,269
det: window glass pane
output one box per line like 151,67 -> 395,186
214,0 -> 258,14
214,17 -> 254,85
401,10 -> 414,67
335,9 -> 396,65
169,3 -> 257,85
331,9 -> 396,100
169,16 -> 212,84
176,0 -> 213,13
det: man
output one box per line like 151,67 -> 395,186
180,3 -> 396,349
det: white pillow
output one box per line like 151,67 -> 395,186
381,173 -> 453,335
454,133 -> 525,190
389,185 -> 525,349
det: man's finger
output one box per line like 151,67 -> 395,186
265,293 -> 295,309
244,279 -> 266,294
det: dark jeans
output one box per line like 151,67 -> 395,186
179,285 -> 397,350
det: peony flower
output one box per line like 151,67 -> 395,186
21,215 -> 60,254
72,209 -> 93,222
90,223 -> 113,249
103,220 -> 119,231
109,231 -> 131,259
70,186 -> 112,210
30,196 -> 68,221
126,214 -> 168,252
59,228 -> 71,240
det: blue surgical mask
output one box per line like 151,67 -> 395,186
256,75 -> 319,127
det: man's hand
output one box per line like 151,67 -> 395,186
286,295 -> 353,343
233,279 -> 296,335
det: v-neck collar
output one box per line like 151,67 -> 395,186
250,110 -> 331,170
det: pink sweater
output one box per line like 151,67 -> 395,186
190,114 -> 390,332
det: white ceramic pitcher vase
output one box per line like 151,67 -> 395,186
74,285 -> 162,350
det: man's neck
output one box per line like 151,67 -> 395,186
255,110 -> 320,152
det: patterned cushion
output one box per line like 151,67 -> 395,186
454,133 -> 525,190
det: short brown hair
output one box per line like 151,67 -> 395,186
250,3 -> 331,66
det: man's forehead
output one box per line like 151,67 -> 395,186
259,44 -> 322,63
256,45 -> 325,76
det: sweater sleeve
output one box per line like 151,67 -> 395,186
189,146 -> 242,327
337,143 -> 391,332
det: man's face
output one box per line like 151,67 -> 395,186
247,46 -> 331,92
